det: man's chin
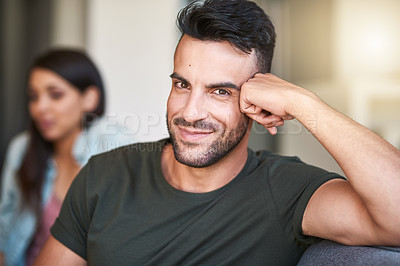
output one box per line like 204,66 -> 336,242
174,153 -> 219,168
171,142 -> 217,168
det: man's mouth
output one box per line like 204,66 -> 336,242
178,126 -> 214,142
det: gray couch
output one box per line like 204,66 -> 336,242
297,240 -> 400,266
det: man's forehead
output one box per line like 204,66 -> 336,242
173,35 -> 257,84
175,35 -> 256,62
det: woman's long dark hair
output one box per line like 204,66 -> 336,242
17,49 -> 106,215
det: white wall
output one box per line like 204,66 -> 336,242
87,0 -> 182,142
334,0 -> 400,80
333,0 -> 400,149
51,0 -> 87,48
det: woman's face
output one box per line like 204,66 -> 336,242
28,67 -> 89,142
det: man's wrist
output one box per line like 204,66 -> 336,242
289,88 -> 325,134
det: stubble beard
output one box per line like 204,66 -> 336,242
166,113 -> 249,168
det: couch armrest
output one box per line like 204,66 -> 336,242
297,240 -> 400,266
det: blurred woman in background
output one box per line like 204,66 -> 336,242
0,49 -> 133,265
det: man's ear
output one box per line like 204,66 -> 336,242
82,86 -> 100,112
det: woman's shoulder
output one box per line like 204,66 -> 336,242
73,117 -> 136,166
8,131 -> 29,147
1,132 -> 30,187
87,116 -> 134,145
4,131 -> 30,166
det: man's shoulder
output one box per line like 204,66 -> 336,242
251,149 -> 302,168
249,149 -> 339,180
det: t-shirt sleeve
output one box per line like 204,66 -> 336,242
266,154 -> 346,245
50,162 -> 92,260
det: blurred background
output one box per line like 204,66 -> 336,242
1,0 -> 399,176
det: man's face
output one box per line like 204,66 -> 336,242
167,35 -> 257,168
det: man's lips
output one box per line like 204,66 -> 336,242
178,126 -> 214,142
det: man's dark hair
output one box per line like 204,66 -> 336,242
177,0 -> 276,73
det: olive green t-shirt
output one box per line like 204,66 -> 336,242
51,139 -> 343,265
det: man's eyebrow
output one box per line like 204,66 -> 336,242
206,82 -> 240,90
169,72 -> 240,90
169,72 -> 190,85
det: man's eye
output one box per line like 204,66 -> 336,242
175,81 -> 189,89
213,89 -> 230,96
180,82 -> 189,89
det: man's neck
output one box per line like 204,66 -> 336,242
161,138 -> 249,193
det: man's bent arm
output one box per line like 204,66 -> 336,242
34,236 -> 86,266
240,73 -> 400,245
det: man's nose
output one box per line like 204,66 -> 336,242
182,91 -> 208,123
